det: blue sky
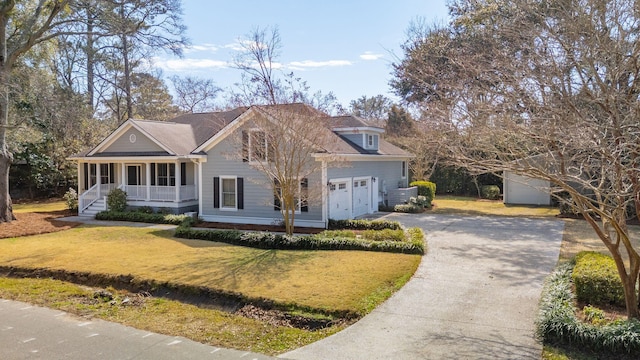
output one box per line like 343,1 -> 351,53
154,1 -> 449,108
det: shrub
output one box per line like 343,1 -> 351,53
572,251 -> 625,307
362,229 -> 405,242
327,219 -> 402,231
410,181 -> 436,202
174,227 -> 425,254
583,305 -> 607,326
135,206 -> 154,214
106,188 -> 127,212
536,261 -> 640,354
393,204 -> 422,213
406,227 -> 426,251
480,185 -> 500,200
95,211 -> 191,226
320,230 -> 356,238
63,188 -> 78,211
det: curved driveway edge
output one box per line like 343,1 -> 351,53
281,213 -> 564,360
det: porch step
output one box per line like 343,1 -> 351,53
80,199 -> 106,217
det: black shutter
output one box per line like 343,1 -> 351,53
151,163 -> 156,186
83,163 -> 89,190
213,177 -> 220,208
273,178 -> 281,211
109,163 -> 115,184
242,131 -> 249,162
301,178 -> 309,212
237,177 -> 244,209
181,163 -> 187,186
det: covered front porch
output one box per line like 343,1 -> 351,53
77,159 -> 202,215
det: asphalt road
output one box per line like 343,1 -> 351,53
0,298 -> 272,360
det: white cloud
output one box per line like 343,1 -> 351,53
153,58 -> 231,72
360,52 -> 384,61
288,60 -> 352,70
184,43 -> 219,53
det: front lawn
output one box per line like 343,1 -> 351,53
431,195 -> 559,217
0,225 -> 421,315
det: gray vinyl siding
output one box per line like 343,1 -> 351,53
328,160 -> 409,205
201,137 -> 323,222
101,128 -> 166,154
341,133 -> 364,148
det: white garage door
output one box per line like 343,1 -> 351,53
329,181 -> 351,220
504,172 -> 551,205
352,178 -> 369,217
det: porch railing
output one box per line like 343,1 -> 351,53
79,183 -> 118,212
121,184 -> 197,202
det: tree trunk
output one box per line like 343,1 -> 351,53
86,6 -> 94,111
0,9 -> 14,223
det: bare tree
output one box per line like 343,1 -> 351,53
170,75 -> 221,113
232,26 -> 343,234
393,0 -> 640,318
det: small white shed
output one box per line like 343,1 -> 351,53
503,171 -> 551,206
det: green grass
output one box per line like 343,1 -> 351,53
0,277 -> 340,355
431,196 -> 559,217
0,225 -> 421,315
13,199 -> 67,213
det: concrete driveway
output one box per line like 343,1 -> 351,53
282,213 -> 564,360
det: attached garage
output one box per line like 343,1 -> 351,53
503,171 -> 551,206
328,176 -> 378,220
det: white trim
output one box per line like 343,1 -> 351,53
198,162 -> 203,216
69,155 -> 207,162
87,120 -> 176,156
219,176 -> 238,211
321,161 -> 328,227
313,154 -> 413,161
127,200 -> 199,208
332,126 -> 384,133
198,215 -> 326,229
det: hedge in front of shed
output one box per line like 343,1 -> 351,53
409,181 -> 436,203
572,251 -> 625,307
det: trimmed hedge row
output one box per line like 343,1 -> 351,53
327,219 -> 402,231
95,211 -> 194,226
536,261 -> 640,354
572,251 -> 625,307
409,181 -> 436,202
175,226 -> 425,254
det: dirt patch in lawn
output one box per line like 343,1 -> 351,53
0,210 -> 80,239
195,220 -> 324,234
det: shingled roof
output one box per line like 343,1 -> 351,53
75,104 -> 411,159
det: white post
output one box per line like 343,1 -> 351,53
175,161 -> 181,202
198,161 -> 203,216
193,161 -> 198,200
146,163 -> 151,201
121,163 -> 126,191
96,163 -> 101,196
77,162 -> 82,193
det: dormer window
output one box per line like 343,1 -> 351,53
364,133 -> 378,150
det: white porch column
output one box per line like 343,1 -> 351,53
121,163 -> 126,191
146,162 -> 151,201
96,162 -> 101,196
198,161 -> 203,215
193,161 -> 198,200
77,162 -> 82,193
175,161 -> 181,202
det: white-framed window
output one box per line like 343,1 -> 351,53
221,176 -> 237,210
274,178 -> 308,213
401,160 -> 407,179
364,133 -> 378,150
249,129 -> 268,162
157,163 -> 176,186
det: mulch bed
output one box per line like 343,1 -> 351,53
194,221 -> 324,234
0,210 -> 81,239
